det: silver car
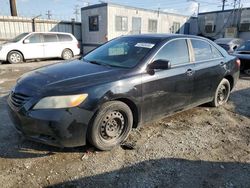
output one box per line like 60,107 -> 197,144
215,38 -> 243,54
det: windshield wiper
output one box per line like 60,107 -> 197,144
83,59 -> 103,66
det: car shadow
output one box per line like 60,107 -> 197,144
229,87 -> 250,118
46,158 -> 250,188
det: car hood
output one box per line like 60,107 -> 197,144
234,51 -> 250,60
14,59 -> 127,96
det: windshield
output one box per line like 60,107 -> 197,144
236,41 -> 250,51
83,37 -> 161,68
9,33 -> 29,43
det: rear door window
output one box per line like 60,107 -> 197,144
191,39 -> 222,61
57,34 -> 73,42
154,39 -> 190,66
43,34 -> 58,43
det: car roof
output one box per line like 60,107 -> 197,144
28,32 -> 73,35
215,38 -> 242,44
121,34 -> 208,41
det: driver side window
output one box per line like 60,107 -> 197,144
26,34 -> 42,43
154,39 -> 190,66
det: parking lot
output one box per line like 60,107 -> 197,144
0,60 -> 250,188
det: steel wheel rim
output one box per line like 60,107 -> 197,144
99,110 -> 126,141
217,84 -> 229,105
10,53 -> 21,63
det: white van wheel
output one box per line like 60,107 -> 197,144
7,51 -> 23,64
62,49 -> 73,60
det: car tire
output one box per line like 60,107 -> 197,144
7,51 -> 23,64
62,49 -> 73,60
210,78 -> 231,107
88,101 -> 133,151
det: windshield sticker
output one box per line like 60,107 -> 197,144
135,43 -> 155,49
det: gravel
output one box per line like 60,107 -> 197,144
0,61 -> 249,188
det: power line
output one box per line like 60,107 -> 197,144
46,10 -> 52,19
73,5 -> 80,22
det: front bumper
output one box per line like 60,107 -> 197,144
7,98 -> 94,148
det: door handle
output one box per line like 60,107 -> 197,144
186,69 -> 194,76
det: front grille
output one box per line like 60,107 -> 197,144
9,92 -> 30,108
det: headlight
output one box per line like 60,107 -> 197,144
33,94 -> 88,109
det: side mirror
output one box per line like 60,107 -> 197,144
148,59 -> 171,70
23,39 -> 30,44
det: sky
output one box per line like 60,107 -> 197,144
1,0 -> 250,21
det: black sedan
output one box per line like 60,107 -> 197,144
7,34 -> 240,150
233,40 -> 250,75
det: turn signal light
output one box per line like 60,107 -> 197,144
236,59 -> 241,69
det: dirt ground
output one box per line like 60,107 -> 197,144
0,60 -> 249,188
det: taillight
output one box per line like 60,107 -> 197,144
236,59 -> 241,69
77,42 -> 80,49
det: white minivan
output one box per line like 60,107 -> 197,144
0,32 -> 80,64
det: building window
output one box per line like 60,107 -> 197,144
171,22 -> 180,33
89,15 -> 99,31
148,19 -> 157,33
205,24 -> 216,33
115,16 -> 128,31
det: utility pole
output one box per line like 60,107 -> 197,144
46,10 -> 52,19
73,5 -> 80,22
222,0 -> 227,11
9,0 -> 18,16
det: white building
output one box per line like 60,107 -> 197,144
81,3 -> 197,53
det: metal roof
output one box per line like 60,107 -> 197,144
81,3 -> 191,18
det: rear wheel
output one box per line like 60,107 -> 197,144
62,49 -> 73,60
88,101 -> 133,151
210,78 -> 231,107
7,51 -> 23,64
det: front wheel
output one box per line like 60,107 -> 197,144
7,51 -> 23,64
210,78 -> 231,107
88,101 -> 133,151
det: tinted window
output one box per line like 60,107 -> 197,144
43,34 -> 58,43
211,45 -> 223,58
89,16 -> 99,31
27,34 -> 42,43
236,41 -> 250,51
191,39 -> 221,61
83,37 -> 161,68
154,39 -> 190,66
57,34 -> 73,42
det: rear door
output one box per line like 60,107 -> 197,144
189,39 -> 225,105
141,38 -> 195,122
43,34 -> 61,58
21,33 -> 44,59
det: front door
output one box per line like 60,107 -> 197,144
21,33 -> 44,59
141,39 -> 195,123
